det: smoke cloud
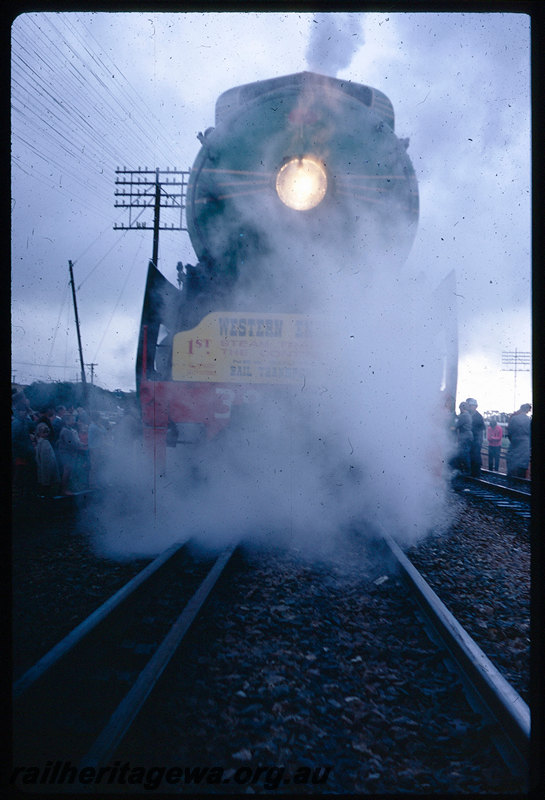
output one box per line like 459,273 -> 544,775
85,75 -> 456,567
306,13 -> 364,77
87,219 -> 454,564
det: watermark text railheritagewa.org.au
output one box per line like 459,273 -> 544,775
10,761 -> 332,791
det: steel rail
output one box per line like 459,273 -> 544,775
383,534 -> 530,770
13,541 -> 185,699
79,543 -> 238,770
480,468 -> 531,492
453,476 -> 531,521
466,475 -> 531,500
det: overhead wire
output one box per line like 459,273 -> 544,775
11,134 -> 113,221
92,234 -> 146,366
12,12 -> 188,232
11,41 -> 116,154
13,360 -> 81,369
11,65 -> 143,202
61,12 -> 185,166
71,214 -> 130,276
31,12 -> 180,168
13,46 -> 159,215
46,277 -> 70,368
12,11 -> 191,385
12,11 -> 188,200
11,74 -> 129,184
76,226 -> 132,290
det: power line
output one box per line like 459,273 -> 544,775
12,10 -> 190,230
12,12 -> 194,392
14,13 -> 183,169
75,226 -> 132,289
61,13 -> 184,165
12,360 -> 82,369
12,20 -> 180,209
46,278 -> 70,367
91,234 -> 145,364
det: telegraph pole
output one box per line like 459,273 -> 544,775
68,260 -> 87,402
114,167 -> 189,268
152,168 -> 160,267
501,348 -> 531,410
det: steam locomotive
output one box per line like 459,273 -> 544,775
136,71 -> 454,460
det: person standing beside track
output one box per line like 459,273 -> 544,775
452,401 -> 473,474
486,416 -> 503,472
35,407 -> 55,443
507,403 -> 532,478
57,412 -> 83,494
53,406 -> 66,438
35,422 -> 60,497
466,398 -> 485,478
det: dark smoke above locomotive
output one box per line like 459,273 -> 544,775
137,72 -> 425,451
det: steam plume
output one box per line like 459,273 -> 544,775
306,13 -> 364,77
85,69 -> 456,567
87,189 -> 454,562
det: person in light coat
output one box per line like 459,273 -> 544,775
57,413 -> 82,494
35,422 -> 60,496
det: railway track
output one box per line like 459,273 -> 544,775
12,540 -> 238,770
384,535 -> 530,779
453,474 -> 531,520
11,531 -> 530,793
479,469 -> 531,495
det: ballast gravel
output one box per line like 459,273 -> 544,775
12,488 -> 530,793
120,531 -> 526,793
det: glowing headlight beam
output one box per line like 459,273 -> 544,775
275,157 -> 327,211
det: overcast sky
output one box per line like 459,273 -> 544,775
11,10 -> 532,413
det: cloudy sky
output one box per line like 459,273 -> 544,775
11,10 -> 532,413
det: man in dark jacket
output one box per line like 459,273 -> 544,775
507,403 -> 531,478
453,401 -> 473,474
466,398 -> 485,477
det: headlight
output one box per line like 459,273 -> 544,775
275,157 -> 327,211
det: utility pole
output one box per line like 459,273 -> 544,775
152,168 -> 160,267
68,260 -> 87,404
501,348 -> 531,410
88,363 -> 97,385
114,167 -> 189,268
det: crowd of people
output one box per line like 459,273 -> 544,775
450,397 -> 532,479
12,386 -> 533,503
11,388 -> 112,502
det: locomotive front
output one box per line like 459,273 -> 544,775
185,71 -> 419,305
137,72 -> 424,453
